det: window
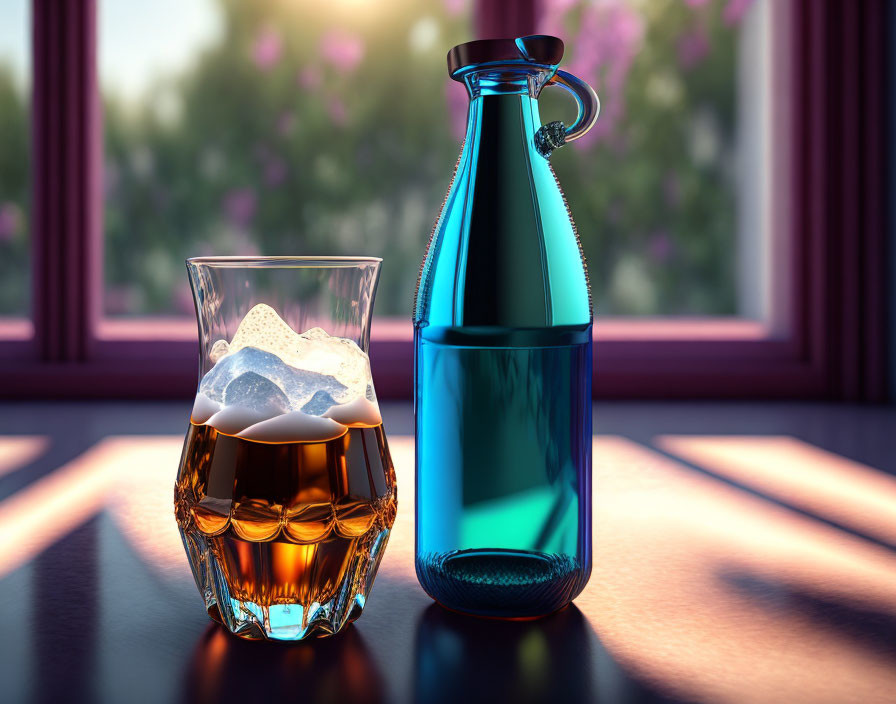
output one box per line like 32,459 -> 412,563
0,0 -> 888,400
98,0 -> 780,327
0,0 -> 30,334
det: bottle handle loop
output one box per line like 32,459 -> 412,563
534,70 -> 600,158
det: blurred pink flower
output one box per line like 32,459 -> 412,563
298,66 -> 322,90
611,4 -> 645,45
277,111 -> 295,136
252,26 -> 282,70
443,0 -> 468,17
684,0 -> 712,7
663,171 -> 682,207
328,97 -> 348,126
233,233 -> 261,257
648,231 -> 673,262
445,78 -> 469,140
0,202 -> 22,242
320,30 -> 364,74
544,0 -> 579,10
560,0 -> 644,147
223,188 -> 257,227
677,26 -> 710,69
723,0 -> 755,25
264,156 -> 287,186
540,0 -> 578,34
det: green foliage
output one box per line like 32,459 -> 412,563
0,0 -> 743,318
0,64 -> 29,315
104,0 -> 467,316
546,0 -> 740,315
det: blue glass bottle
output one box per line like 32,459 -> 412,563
414,36 -> 599,618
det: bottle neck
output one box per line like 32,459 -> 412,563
461,65 -> 553,97
461,72 -> 545,157
443,71 -> 556,328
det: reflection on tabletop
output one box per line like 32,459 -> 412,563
183,623 -> 386,704
414,604 -> 596,704
0,415 -> 894,703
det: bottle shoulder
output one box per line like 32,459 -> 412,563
414,156 -> 592,328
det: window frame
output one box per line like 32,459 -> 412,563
0,0 -> 889,401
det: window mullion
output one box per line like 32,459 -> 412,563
31,0 -> 101,363
474,0 -> 538,39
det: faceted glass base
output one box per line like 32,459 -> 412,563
181,526 -> 391,640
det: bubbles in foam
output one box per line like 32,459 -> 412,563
195,303 -> 381,441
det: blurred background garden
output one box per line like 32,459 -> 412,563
0,0 -> 758,318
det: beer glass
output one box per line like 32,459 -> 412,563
175,257 -> 396,640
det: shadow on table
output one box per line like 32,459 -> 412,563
181,622 -> 387,704
413,603 -> 682,704
650,439 -> 896,554
721,568 -> 896,659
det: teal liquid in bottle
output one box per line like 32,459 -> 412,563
414,36 -> 598,618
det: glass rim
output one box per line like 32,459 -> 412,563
186,255 -> 382,268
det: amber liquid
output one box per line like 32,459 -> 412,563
175,422 -> 396,612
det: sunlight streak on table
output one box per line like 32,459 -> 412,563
658,435 -> 896,547
0,433 -> 894,703
0,436 -> 49,477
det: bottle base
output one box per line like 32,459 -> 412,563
416,548 -> 585,619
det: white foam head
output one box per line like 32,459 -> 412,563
192,304 -> 382,441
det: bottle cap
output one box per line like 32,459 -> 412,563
447,35 -> 564,80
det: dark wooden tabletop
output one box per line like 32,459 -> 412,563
1,401 -> 894,704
